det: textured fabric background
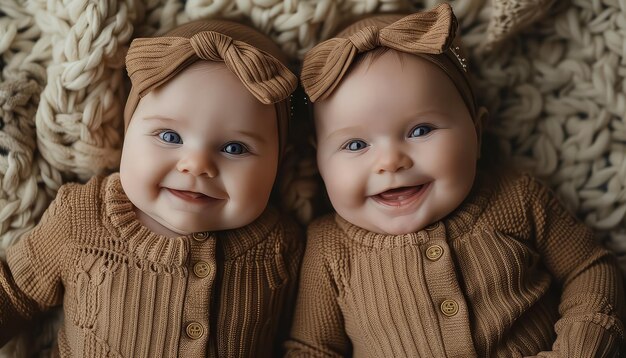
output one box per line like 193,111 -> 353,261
1,0 -> 625,355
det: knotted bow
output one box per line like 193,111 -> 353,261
301,3 -> 458,102
124,30 -> 297,125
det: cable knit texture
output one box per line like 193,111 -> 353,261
285,172 -> 625,357
0,173 -> 304,357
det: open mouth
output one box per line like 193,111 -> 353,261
371,184 -> 429,207
166,188 -> 219,203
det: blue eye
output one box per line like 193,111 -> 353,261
409,125 -> 433,138
343,140 -> 368,151
159,130 -> 182,144
222,142 -> 248,155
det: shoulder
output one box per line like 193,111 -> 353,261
483,171 -> 563,211
476,170 -> 580,229
42,174 -> 111,219
469,171 -> 543,233
307,212 -> 337,230
52,174 -> 124,240
485,169 -> 531,191
56,174 -> 113,208
5,176 -> 114,270
307,213 -> 344,242
475,170 -> 540,207
304,213 -> 350,259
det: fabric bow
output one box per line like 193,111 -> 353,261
125,30 -> 297,107
301,3 -> 458,102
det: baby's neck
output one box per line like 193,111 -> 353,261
133,206 -> 184,238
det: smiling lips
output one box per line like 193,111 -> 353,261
167,188 -> 220,203
372,184 -> 429,207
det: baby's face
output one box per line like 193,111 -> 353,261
120,61 -> 279,237
315,51 -> 478,235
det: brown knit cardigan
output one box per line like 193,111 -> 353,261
285,172 -> 625,357
0,173 -> 304,357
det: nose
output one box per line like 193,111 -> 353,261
176,150 -> 218,178
374,145 -> 413,174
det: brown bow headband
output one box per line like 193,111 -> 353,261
301,3 -> 477,118
124,21 -> 297,129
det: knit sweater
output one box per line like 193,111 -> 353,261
0,173 -> 304,357
285,173 -> 625,357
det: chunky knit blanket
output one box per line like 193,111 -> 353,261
1,0 -> 624,355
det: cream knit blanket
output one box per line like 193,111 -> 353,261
1,0 -> 624,355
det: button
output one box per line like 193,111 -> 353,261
425,245 -> 443,261
440,299 -> 459,317
192,232 -> 209,242
186,322 -> 204,339
193,261 -> 211,278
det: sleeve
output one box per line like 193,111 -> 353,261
284,220 -> 351,357
0,185 -> 73,345
0,260 -> 40,346
522,176 -> 626,357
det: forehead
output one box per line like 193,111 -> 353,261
314,51 -> 466,131
136,61 -> 276,129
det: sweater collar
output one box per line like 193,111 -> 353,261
103,173 -> 279,265
335,172 -> 492,247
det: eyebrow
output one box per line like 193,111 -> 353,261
235,130 -> 267,144
323,126 -> 363,142
142,115 -> 180,122
407,109 -> 448,119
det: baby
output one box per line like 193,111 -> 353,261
285,4 -> 625,357
0,19 -> 303,356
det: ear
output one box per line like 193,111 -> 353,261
474,106 -> 489,159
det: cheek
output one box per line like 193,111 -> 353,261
223,159 -> 277,202
319,157 -> 367,207
428,134 -> 477,198
120,155 -> 143,204
120,141 -> 167,196
451,136 -> 478,177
